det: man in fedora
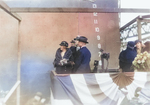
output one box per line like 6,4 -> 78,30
74,36 -> 91,73
70,40 -> 76,58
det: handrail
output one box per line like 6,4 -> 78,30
3,81 -> 21,103
120,15 -> 150,31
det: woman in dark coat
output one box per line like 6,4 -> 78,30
119,41 -> 137,72
53,41 -> 74,74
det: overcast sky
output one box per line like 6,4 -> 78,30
121,0 -> 150,8
3,0 -> 150,27
121,0 -> 150,41
120,0 -> 150,27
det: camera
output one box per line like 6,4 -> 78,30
92,60 -> 99,73
94,60 -> 99,66
101,53 -> 110,60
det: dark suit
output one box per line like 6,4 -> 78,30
74,47 -> 91,73
70,46 -> 76,61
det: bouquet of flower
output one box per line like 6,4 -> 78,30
132,51 -> 150,71
60,59 -> 68,65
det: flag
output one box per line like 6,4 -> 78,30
50,71 -> 150,105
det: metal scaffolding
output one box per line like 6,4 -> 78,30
1,0 -> 150,104
0,0 -> 21,105
120,15 -> 150,48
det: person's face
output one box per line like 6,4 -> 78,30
60,46 -> 66,50
75,40 -> 79,46
78,41 -> 83,47
71,43 -> 75,46
136,42 -> 141,49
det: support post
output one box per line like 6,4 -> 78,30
0,0 -> 21,21
17,21 -> 21,105
101,56 -> 104,72
137,19 -> 142,40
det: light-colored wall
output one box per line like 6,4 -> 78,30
78,13 -> 120,69
0,11 -> 120,103
19,13 -> 79,103
0,9 -> 18,91
18,13 -> 120,103
19,13 -> 120,71
19,13 -> 79,75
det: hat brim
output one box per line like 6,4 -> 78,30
78,40 -> 89,43
59,44 -> 68,47
135,40 -> 142,44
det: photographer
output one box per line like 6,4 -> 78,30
53,41 -> 74,74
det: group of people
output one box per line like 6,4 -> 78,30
53,36 -> 150,73
119,40 -> 150,72
53,36 -> 91,74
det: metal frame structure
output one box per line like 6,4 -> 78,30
0,1 -> 21,21
7,8 -> 150,13
0,0 -> 150,104
0,0 -> 21,105
120,15 -> 150,48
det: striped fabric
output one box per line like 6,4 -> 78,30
51,71 -> 150,105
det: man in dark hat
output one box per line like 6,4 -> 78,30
69,36 -> 81,73
70,40 -> 76,60
70,40 -> 75,46
70,40 -> 76,52
74,36 -> 91,73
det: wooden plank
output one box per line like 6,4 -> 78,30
0,0 -> 21,21
10,7 -> 150,13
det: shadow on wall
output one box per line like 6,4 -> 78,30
0,61 -> 17,91
20,53 -> 54,104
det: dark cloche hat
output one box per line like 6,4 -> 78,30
60,41 -> 68,47
135,40 -> 142,44
127,41 -> 135,49
76,36 -> 89,43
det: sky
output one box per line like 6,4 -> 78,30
3,0 -> 150,27
3,0 -> 150,41
120,0 -> 150,27
121,0 -> 150,9
120,0 -> 150,41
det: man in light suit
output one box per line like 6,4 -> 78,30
74,36 -> 91,73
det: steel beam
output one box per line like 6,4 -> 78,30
120,15 -> 150,42
137,19 -> 142,40
10,8 -> 150,13
0,0 -> 21,21
120,15 -> 150,31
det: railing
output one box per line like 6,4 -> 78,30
120,15 -> 150,49
3,81 -> 21,104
